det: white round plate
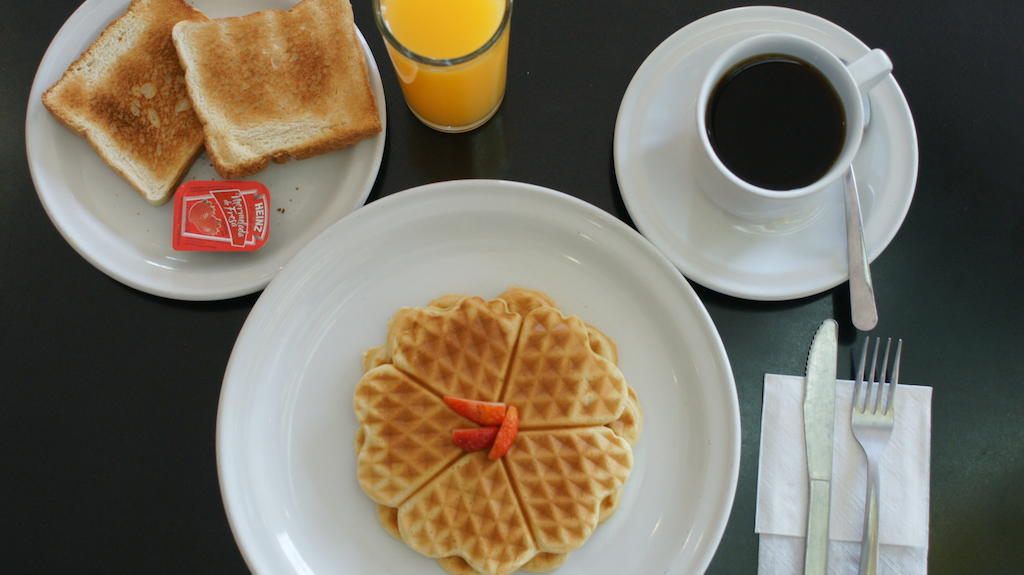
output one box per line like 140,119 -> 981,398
25,0 -> 386,300
614,6 -> 918,301
218,180 -> 740,575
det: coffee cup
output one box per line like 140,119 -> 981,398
694,34 -> 892,228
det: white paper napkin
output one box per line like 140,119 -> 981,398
756,374 -> 932,574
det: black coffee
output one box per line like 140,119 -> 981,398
706,54 -> 846,191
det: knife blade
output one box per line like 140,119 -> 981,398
803,319 -> 838,575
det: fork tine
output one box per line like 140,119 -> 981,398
874,338 -> 892,414
885,339 -> 902,415
867,337 -> 880,412
854,339 -> 870,412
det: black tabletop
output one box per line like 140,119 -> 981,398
4,0 -> 1023,573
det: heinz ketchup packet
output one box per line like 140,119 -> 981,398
173,181 -> 270,251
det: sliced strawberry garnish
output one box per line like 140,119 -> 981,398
488,405 -> 520,460
443,396 -> 508,426
452,427 -> 500,452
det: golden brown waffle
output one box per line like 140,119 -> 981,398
353,365 -> 469,507
503,306 -> 629,427
496,286 -> 557,315
353,288 -> 641,575
598,487 -> 623,523
399,452 -> 537,575
585,324 -> 619,365
439,552 -> 569,575
361,345 -> 389,373
607,387 -> 643,447
437,555 -> 478,575
520,552 -> 570,573
504,429 -> 633,553
387,296 -> 522,401
376,504 -> 401,539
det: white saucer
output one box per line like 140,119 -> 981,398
614,7 -> 918,301
25,0 -> 386,300
218,180 -> 740,575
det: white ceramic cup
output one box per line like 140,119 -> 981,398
695,34 -> 892,228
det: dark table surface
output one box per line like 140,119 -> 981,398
4,0 -> 1023,573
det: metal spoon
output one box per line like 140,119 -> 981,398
844,168 -> 878,331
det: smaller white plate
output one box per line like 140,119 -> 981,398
25,0 -> 386,300
614,6 -> 918,301
218,180 -> 740,575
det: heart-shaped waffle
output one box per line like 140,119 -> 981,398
388,296 -> 522,401
354,365 -> 469,507
503,428 -> 632,553
353,288 -> 642,575
503,306 -> 629,427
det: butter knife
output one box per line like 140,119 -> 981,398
803,319 -> 839,575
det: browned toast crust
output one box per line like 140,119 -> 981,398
42,0 -> 208,205
172,0 -> 382,179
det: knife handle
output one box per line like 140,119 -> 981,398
804,478 -> 832,575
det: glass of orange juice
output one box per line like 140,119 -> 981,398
373,0 -> 513,133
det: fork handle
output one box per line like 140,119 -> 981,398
859,460 -> 881,575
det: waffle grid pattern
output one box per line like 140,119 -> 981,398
354,289 -> 641,575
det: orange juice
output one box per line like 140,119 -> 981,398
375,0 -> 511,132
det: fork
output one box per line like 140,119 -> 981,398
851,337 -> 902,575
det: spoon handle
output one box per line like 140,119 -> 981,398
844,169 -> 878,331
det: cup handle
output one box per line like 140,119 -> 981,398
846,49 -> 893,93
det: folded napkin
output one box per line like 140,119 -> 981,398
756,374 -> 932,574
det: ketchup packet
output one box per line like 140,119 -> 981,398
172,181 -> 270,251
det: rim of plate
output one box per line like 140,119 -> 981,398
613,6 -> 919,301
24,0 -> 386,300
217,179 -> 741,574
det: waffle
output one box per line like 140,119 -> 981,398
387,295 -> 522,401
503,306 -> 629,427
503,428 -> 632,553
399,452 -> 537,575
353,288 -> 642,575
607,387 -> 643,446
353,365 -> 469,507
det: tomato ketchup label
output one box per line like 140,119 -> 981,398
172,181 -> 270,251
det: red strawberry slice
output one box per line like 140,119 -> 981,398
488,405 -> 520,460
443,396 -> 508,426
452,427 -> 500,452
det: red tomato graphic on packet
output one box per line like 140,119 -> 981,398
186,199 -> 226,237
172,181 -> 270,251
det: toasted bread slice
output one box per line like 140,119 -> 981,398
172,0 -> 382,179
42,0 -> 208,206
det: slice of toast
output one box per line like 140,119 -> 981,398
171,0 -> 382,179
42,0 -> 208,206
